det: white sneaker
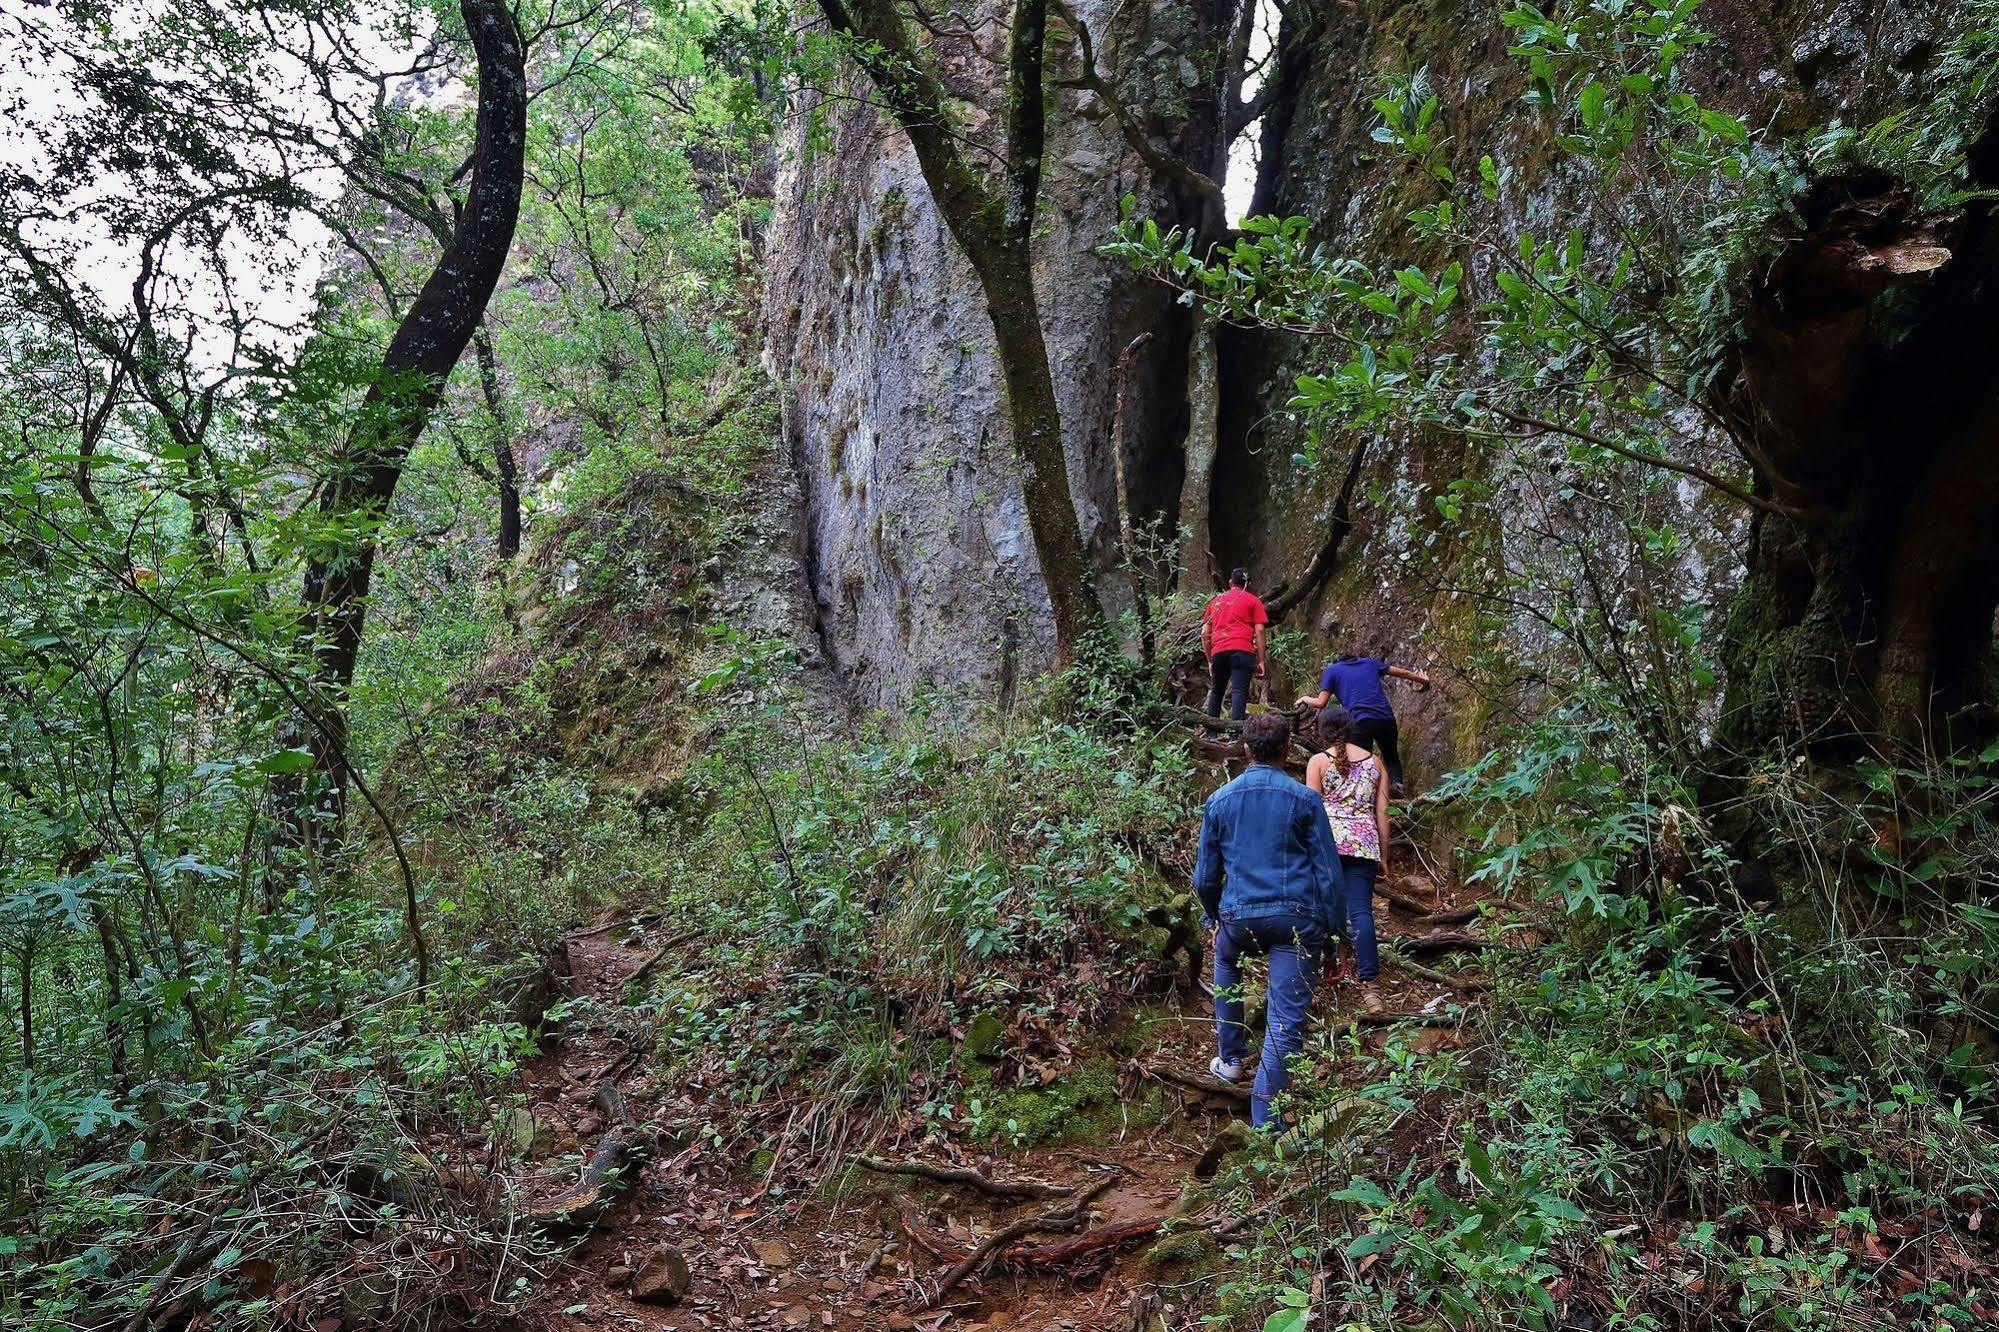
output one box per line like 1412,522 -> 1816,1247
1209,1055 -> 1247,1084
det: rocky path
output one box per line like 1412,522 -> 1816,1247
511,828 -> 1499,1331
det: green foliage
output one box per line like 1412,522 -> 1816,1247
0,0 -> 778,1323
637,665 -> 1197,1137
1208,692 -> 1999,1329
1110,0 -> 1999,490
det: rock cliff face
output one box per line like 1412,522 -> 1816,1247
762,1 -> 1211,707
765,0 -> 1956,773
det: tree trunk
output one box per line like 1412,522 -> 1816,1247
976,242 -> 1105,657
817,0 -> 1107,658
474,325 -> 523,559
291,0 -> 527,826
1715,170 -> 1999,772
1704,161 -> 1999,907
1177,312 -> 1221,593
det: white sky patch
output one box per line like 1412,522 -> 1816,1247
1223,0 -> 1279,226
0,2 -> 435,366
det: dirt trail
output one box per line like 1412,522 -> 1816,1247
513,812 -> 1499,1331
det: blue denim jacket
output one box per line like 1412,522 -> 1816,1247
1193,763 -> 1342,930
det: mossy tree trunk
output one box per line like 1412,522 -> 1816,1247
1713,168 -> 1999,780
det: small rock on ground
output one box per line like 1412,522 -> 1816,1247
631,1246 -> 692,1306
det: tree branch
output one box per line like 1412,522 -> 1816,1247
1487,406 -> 1793,517
1049,0 -> 1226,233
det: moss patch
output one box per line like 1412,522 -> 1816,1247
1138,1227 -> 1223,1284
979,1055 -> 1149,1147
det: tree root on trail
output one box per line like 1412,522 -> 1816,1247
565,910 -> 660,941
1381,947 -> 1493,993
1394,929 -> 1492,957
1412,904 -> 1482,926
853,1154 -> 1075,1199
897,1198 -> 956,1262
1374,879 -> 1482,926
525,1079 -> 651,1231
626,927 -> 700,986
1007,1216 -> 1164,1269
1141,1061 -> 1250,1104
916,1177 -> 1116,1309
1373,880 -> 1440,916
1353,1009 -> 1463,1029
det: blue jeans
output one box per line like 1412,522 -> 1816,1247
1339,855 -> 1381,982
1214,913 -> 1325,1129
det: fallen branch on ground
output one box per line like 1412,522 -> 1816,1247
916,1177 -> 1115,1310
626,927 -> 701,985
1142,1061 -> 1250,1104
1395,929 -> 1492,957
526,1079 -> 651,1230
853,1155 -> 1074,1200
1381,948 -> 1493,993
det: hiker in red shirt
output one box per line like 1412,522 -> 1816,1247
1202,568 -> 1269,723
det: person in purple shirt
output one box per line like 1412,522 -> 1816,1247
1295,653 -> 1432,796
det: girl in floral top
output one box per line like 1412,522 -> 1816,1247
1306,706 -> 1390,1005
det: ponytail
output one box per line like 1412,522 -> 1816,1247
1316,705 -> 1357,779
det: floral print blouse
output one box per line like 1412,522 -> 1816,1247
1319,750 -> 1382,862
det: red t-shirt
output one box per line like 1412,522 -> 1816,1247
1205,587 -> 1269,656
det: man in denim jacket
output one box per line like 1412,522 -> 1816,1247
1193,713 -> 1343,1128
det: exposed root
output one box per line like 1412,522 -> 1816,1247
565,911 -> 658,941
1395,929 -> 1492,957
1008,1216 -> 1163,1270
1381,947 -> 1493,993
627,927 -> 701,986
525,1079 -> 651,1231
916,1176 -> 1116,1310
1141,1061 -> 1250,1104
897,1197 -> 956,1263
1354,1009 -> 1463,1029
853,1154 -> 1075,1200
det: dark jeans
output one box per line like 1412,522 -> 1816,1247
1337,855 -> 1381,982
1352,714 -> 1405,791
1214,913 -> 1324,1129
1206,650 -> 1257,721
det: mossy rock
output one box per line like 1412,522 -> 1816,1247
1138,1227 -> 1223,1283
961,1010 -> 1009,1062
